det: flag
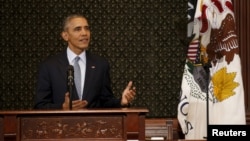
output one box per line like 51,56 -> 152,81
177,0 -> 208,139
201,0 -> 246,125
177,0 -> 246,139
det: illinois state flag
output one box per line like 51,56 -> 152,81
178,0 -> 246,139
202,0 -> 246,125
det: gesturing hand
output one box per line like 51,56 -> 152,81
121,81 -> 136,106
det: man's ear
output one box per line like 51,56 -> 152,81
61,31 -> 68,41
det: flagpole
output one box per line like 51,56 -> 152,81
204,62 -> 211,139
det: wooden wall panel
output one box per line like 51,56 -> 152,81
234,0 -> 250,115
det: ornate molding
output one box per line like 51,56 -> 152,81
20,116 -> 124,139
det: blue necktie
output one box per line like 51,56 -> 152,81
74,56 -> 81,99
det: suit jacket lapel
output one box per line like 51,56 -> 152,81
82,51 -> 96,99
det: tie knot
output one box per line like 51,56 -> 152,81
75,56 -> 80,63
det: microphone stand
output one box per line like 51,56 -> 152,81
67,65 -> 74,110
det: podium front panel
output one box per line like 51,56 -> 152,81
19,116 -> 125,140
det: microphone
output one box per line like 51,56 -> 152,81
67,65 -> 74,110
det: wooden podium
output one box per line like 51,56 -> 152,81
0,108 -> 149,141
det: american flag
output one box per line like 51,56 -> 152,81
187,39 -> 200,63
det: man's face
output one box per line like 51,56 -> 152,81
61,17 -> 90,54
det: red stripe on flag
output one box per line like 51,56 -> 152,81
187,40 -> 199,62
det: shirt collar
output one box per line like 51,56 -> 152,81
67,47 -> 86,65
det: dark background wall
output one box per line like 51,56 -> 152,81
0,0 -> 187,118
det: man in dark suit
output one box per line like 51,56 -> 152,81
34,14 -> 136,110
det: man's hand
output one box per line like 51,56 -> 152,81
62,92 -> 88,110
121,81 -> 136,106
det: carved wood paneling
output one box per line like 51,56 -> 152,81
233,0 -> 250,116
20,116 -> 124,140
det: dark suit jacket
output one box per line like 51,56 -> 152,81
34,50 -> 121,109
